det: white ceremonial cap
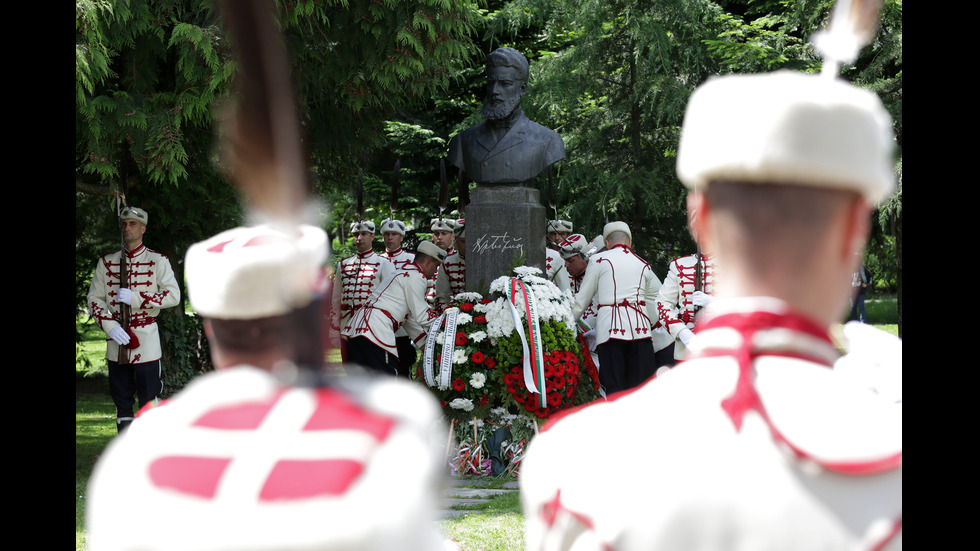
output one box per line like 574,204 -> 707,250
430,217 -> 455,232
557,234 -> 592,260
350,220 -> 376,234
185,224 -> 328,319
602,221 -> 631,242
379,219 -> 407,235
676,70 -> 895,202
453,218 -> 466,238
547,219 -> 573,234
417,241 -> 448,264
120,206 -> 149,226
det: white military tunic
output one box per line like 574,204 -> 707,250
545,248 -> 570,292
87,367 -> 449,551
342,263 -> 436,357
656,252 -> 715,360
522,297 -> 902,551
381,248 -> 417,339
330,251 -> 394,338
570,244 -> 672,352
87,244 -> 181,364
434,250 -> 466,312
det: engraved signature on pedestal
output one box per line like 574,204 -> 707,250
473,232 -> 525,256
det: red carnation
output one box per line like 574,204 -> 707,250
453,378 -> 465,391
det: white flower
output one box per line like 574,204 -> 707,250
454,292 -> 483,303
449,398 -> 474,411
469,331 -> 487,343
469,372 -> 486,389
456,312 -> 473,325
453,348 -> 468,364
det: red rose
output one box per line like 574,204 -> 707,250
453,378 -> 465,391
471,351 -> 484,363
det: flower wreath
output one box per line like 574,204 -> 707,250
484,267 -> 602,419
414,292 -> 499,422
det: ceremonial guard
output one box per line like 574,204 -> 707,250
434,219 -> 466,312
87,206 -> 181,432
558,233 -> 603,394
656,241 -> 716,365
521,29 -> 903,550
343,241 -> 447,375
379,218 -> 419,378
426,217 -> 456,308
87,224 -> 451,551
545,219 -> 572,292
329,220 -> 394,360
570,222 -> 672,395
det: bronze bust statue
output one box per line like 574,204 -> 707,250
449,47 -> 565,185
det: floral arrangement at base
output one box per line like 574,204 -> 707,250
417,268 -> 602,472
414,292 -> 499,422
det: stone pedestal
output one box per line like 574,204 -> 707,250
465,185 -> 547,293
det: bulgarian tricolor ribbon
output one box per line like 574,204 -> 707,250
506,277 -> 547,408
423,308 -> 459,390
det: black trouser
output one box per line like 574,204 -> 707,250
597,338 -> 656,395
346,336 -> 399,376
108,359 -> 162,429
395,336 -> 417,379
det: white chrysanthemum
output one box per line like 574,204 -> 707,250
453,348 -> 468,364
454,292 -> 483,303
469,372 -> 486,389
469,330 -> 487,343
449,398 -> 474,411
456,312 -> 473,325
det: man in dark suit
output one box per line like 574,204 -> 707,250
449,47 -> 565,185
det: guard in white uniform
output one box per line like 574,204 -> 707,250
344,241 -> 447,375
426,217 -> 456,309
434,219 -> 466,312
569,222 -> 672,395
87,223 -> 451,551
656,248 -> 716,364
379,218 -> 418,378
545,219 -> 572,292
522,67 -> 902,550
329,220 -> 394,361
557,233 -> 603,393
87,206 -> 181,432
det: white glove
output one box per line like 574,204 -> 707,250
117,288 -> 132,305
691,290 -> 712,307
583,329 -> 597,352
678,327 -> 695,346
108,326 -> 131,346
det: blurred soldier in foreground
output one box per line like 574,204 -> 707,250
521,69 -> 902,550
87,224 -> 449,551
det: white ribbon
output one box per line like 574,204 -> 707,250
423,307 -> 459,390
